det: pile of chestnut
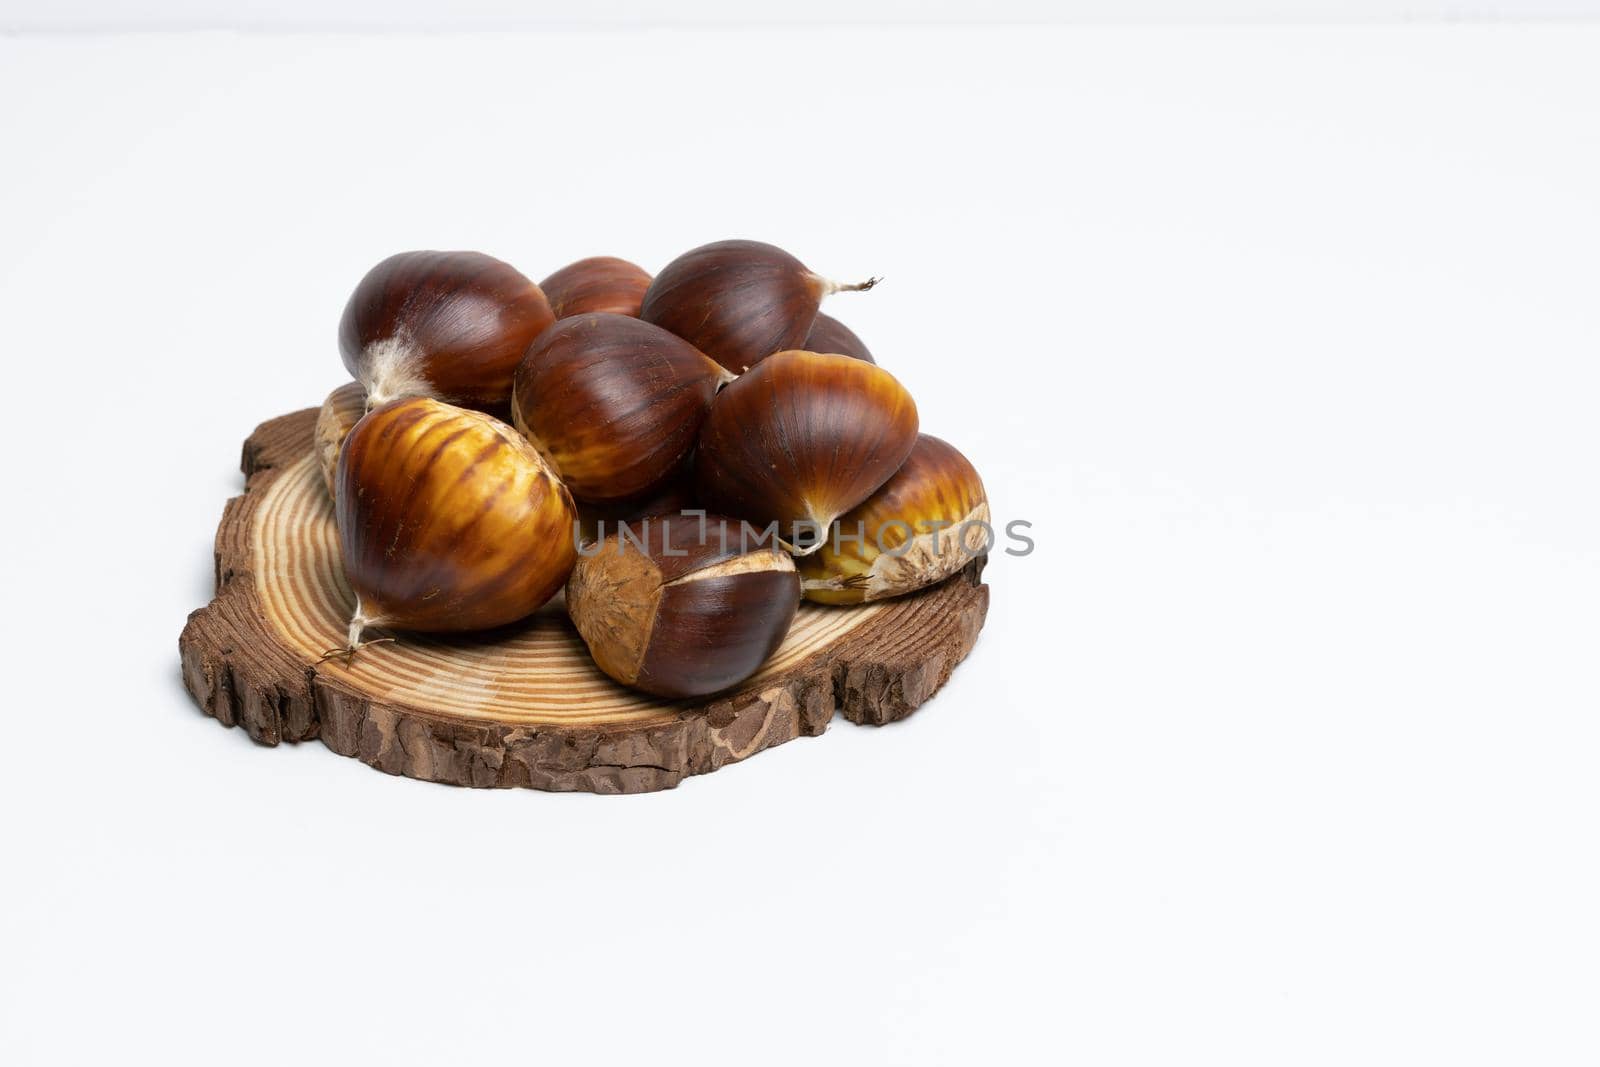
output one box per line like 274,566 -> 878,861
316,240 -> 990,699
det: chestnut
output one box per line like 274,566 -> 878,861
574,470 -> 700,548
695,350 -> 919,554
541,256 -> 652,319
510,313 -> 732,503
338,250 -> 554,412
313,381 -> 366,497
334,397 -> 576,649
566,513 -> 800,698
639,239 -> 877,373
803,312 -> 875,364
797,434 -> 989,604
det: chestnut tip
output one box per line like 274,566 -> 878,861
814,274 -> 881,296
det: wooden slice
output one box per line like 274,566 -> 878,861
179,408 -> 991,794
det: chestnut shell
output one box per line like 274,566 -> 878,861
338,250 -> 554,411
574,469 -> 700,547
541,256 -> 652,319
803,313 -> 875,364
337,397 -> 576,634
566,513 -> 800,698
796,433 -> 989,604
314,381 -> 366,497
639,239 -> 829,373
511,313 -> 727,503
694,350 -> 919,549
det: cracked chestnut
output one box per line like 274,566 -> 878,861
639,239 -> 877,373
511,313 -> 732,503
797,434 -> 990,603
338,250 -> 554,412
335,397 -> 576,647
695,350 -> 919,553
541,256 -> 652,319
566,513 -> 800,698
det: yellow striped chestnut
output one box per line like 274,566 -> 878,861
313,381 -> 366,497
695,351 -> 919,554
796,434 -> 990,604
541,256 -> 652,319
566,513 -> 799,698
338,250 -> 554,412
334,397 -> 576,648
640,240 -> 877,373
511,313 -> 732,503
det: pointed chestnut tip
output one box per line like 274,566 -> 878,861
814,273 -> 882,297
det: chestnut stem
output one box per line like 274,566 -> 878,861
320,602 -> 391,660
346,608 -> 376,650
818,275 -> 881,296
317,636 -> 395,663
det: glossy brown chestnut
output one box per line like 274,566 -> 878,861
511,313 -> 732,503
566,513 -> 800,698
313,381 -> 366,497
541,256 -> 652,319
335,397 -> 576,648
338,250 -> 554,412
803,312 -> 875,364
797,434 -> 989,604
695,350 -> 919,553
639,239 -> 877,373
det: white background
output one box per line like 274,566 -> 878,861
8,1 -> 1600,31
2,16 -> 1598,1067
